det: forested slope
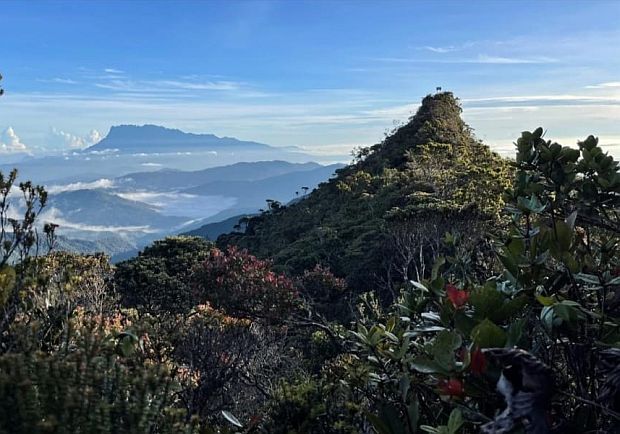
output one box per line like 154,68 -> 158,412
219,92 -> 512,291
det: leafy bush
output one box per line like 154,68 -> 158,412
0,320 -> 200,434
4,252 -> 115,353
263,368 -> 363,434
192,246 -> 299,320
115,236 -> 212,313
0,171 -> 215,433
0,169 -> 55,344
336,129 -> 620,433
168,303 -> 296,422
296,264 -> 349,320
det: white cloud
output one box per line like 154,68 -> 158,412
115,191 -> 238,219
364,103 -> 417,118
49,127 -> 103,149
372,54 -> 556,64
463,94 -> 620,105
87,129 -> 102,144
423,45 -> 457,53
116,191 -> 196,206
95,79 -> 242,92
2,80 -> 617,160
104,68 -> 124,74
461,103 -> 620,159
473,54 -> 556,64
297,142 -> 365,157
38,207 -> 155,234
155,80 -> 241,90
46,178 -> 115,194
585,81 -> 620,89
38,78 -> 79,85
415,41 -> 478,53
0,127 -> 29,153
86,148 -> 119,155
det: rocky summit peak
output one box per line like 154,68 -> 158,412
363,91 -> 474,170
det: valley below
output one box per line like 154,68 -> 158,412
7,125 -> 345,260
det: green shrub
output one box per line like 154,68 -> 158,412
0,319 -> 205,434
115,237 -> 212,314
336,130 -> 620,433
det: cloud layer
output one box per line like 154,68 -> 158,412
0,127 -> 29,154
46,178 -> 115,194
49,127 -> 102,149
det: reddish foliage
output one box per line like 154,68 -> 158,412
297,264 -> 347,302
446,283 -> 469,309
438,378 -> 464,397
192,246 -> 299,320
469,347 -> 487,375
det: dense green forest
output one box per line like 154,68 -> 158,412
1,89 -> 619,433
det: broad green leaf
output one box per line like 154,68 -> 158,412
471,319 -> 506,348
432,330 -> 462,370
407,400 -> 419,433
453,311 -> 477,336
507,238 -> 525,257
499,253 -> 519,279
410,357 -> 442,374
410,280 -> 429,292
380,404 -> 407,434
565,211 -> 578,230
470,285 -> 505,321
554,220 -> 573,251
506,318 -> 526,348
447,409 -> 464,433
536,295 -> 555,306
432,256 -> 446,281
399,376 -> 411,402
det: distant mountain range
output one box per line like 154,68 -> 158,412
4,125 -> 321,183
182,163 -> 343,208
54,235 -> 137,259
86,124 -> 287,154
182,214 -> 251,241
47,189 -> 187,231
178,164 -> 344,241
2,124 -> 348,260
115,160 -> 325,191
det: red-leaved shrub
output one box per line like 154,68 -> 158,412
192,246 -> 299,320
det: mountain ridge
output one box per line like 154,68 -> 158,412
86,124 -> 286,153
217,92 -> 512,289
182,163 -> 344,204
47,189 -> 187,231
115,160 -> 325,190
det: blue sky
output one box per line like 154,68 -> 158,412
0,0 -> 619,159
